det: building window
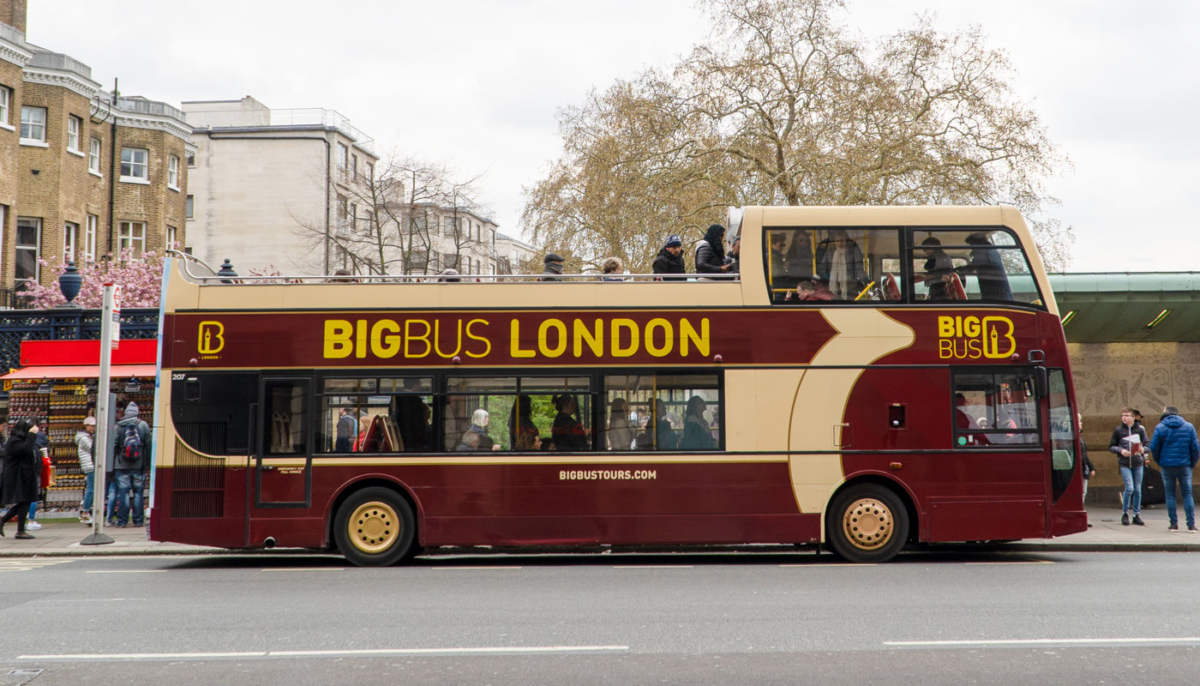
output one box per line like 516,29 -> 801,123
337,143 -> 348,174
89,137 -> 102,174
120,148 -> 149,182
20,106 -> 46,143
0,87 -> 9,127
85,214 -> 98,261
337,196 -> 348,232
167,154 -> 180,189
351,154 -> 358,180
15,218 -> 41,287
186,150 -> 196,167
167,225 -> 178,249
365,162 -> 374,182
64,222 -> 79,263
67,115 -> 82,153
186,195 -> 194,219
118,221 -> 146,256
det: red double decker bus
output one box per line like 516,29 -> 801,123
149,205 -> 1085,565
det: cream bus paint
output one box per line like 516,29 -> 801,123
789,308 -> 916,536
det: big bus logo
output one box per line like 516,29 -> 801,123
937,316 -> 1016,360
198,321 -> 225,355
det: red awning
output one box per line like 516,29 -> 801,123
0,364 -> 157,381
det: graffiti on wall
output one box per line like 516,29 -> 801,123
1073,365 -> 1200,417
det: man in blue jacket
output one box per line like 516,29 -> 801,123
1149,406 -> 1200,532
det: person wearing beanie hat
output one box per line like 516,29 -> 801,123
111,400 -> 152,527
76,417 -> 98,524
541,253 -> 565,282
653,235 -> 687,281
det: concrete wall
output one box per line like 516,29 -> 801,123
1071,342 -> 1200,494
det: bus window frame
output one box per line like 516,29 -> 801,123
316,373 -> 438,454
761,226 -> 905,306
904,226 -> 1047,310
948,366 -> 1044,451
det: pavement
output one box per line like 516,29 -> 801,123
0,505 -> 1196,558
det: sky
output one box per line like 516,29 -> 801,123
27,0 -> 1200,272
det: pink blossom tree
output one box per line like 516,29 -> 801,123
21,249 -> 167,309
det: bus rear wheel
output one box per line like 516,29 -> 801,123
827,484 -> 909,564
334,487 -> 417,567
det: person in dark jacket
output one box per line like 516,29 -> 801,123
956,232 -> 1014,302
1148,406 -> 1200,532
652,235 -> 686,280
1078,414 -> 1095,525
680,396 -> 716,450
1109,407 -> 1150,526
111,402 -> 152,528
540,253 -> 565,282
0,420 -> 40,539
694,224 -> 732,278
551,395 -> 589,451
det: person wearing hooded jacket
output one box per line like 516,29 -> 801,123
1149,406 -> 1200,532
652,235 -> 686,281
694,224 -> 732,278
111,402 -> 152,528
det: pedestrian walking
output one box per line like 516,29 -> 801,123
1109,407 -> 1150,526
0,420 -> 41,539
76,416 -> 97,524
1148,406 -> 1200,532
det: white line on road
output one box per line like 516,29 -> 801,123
612,565 -> 694,569
778,563 -> 877,568
17,646 -> 631,661
260,568 -> 345,572
965,560 -> 1054,565
435,566 -> 523,570
885,637 -> 1200,647
84,570 -> 167,574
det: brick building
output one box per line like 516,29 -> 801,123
0,1 -> 190,300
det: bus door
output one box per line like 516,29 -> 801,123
254,377 -> 313,507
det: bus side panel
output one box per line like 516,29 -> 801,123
842,367 -> 1049,543
151,465 -> 249,549
311,461 -> 818,548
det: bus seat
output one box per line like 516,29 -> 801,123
949,272 -> 967,300
883,273 -> 901,301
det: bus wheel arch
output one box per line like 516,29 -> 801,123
328,478 -> 420,566
825,476 -> 918,564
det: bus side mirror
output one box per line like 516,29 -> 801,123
1034,367 -> 1049,398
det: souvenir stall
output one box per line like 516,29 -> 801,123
1,339 -> 157,510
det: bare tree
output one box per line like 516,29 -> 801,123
292,153 -> 491,275
522,0 -> 1074,272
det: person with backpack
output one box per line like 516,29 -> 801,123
111,401 -> 151,528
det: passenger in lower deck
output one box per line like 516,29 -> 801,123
680,396 -> 716,450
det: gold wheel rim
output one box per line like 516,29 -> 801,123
842,497 -> 894,551
348,501 -> 400,555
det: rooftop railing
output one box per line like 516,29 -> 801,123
0,22 -> 25,48
27,49 -> 93,80
187,107 -> 375,152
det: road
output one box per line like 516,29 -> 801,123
0,550 -> 1196,685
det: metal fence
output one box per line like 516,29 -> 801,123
0,308 -> 159,374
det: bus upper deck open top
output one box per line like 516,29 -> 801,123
149,205 -> 1086,565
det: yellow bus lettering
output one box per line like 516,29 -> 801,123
434,319 -> 463,358
511,320 -> 535,358
371,320 -> 401,358
324,320 -> 353,359
405,320 -> 431,358
680,318 -> 710,357
573,319 -> 603,358
645,318 -> 674,357
465,319 -> 491,358
611,319 -> 639,357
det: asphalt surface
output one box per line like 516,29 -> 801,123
0,551 -> 1196,685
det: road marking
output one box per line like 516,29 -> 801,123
885,637 -> 1200,647
261,568 -> 345,572
18,646 -> 631,661
84,570 -> 167,574
778,563 -> 876,568
0,560 -> 75,573
965,560 -> 1053,566
31,598 -> 143,603
436,566 -> 523,570
612,565 -> 694,569
19,652 -> 267,660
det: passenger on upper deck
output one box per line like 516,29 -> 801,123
917,236 -> 954,301
725,236 -> 741,274
695,224 -> 733,279
817,230 -> 867,300
541,254 -> 565,282
653,235 -> 687,281
783,230 -> 814,287
785,280 -> 834,302
767,233 -> 788,290
956,232 -> 1014,302
600,257 -> 625,281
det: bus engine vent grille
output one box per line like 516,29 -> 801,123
171,438 -> 225,518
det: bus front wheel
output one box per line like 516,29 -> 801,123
827,484 -> 909,564
333,487 -> 417,567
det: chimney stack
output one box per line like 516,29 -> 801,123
0,0 -> 27,34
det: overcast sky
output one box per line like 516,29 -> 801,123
29,1 -> 1199,272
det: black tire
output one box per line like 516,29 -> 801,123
333,487 -> 417,567
826,484 -> 910,564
